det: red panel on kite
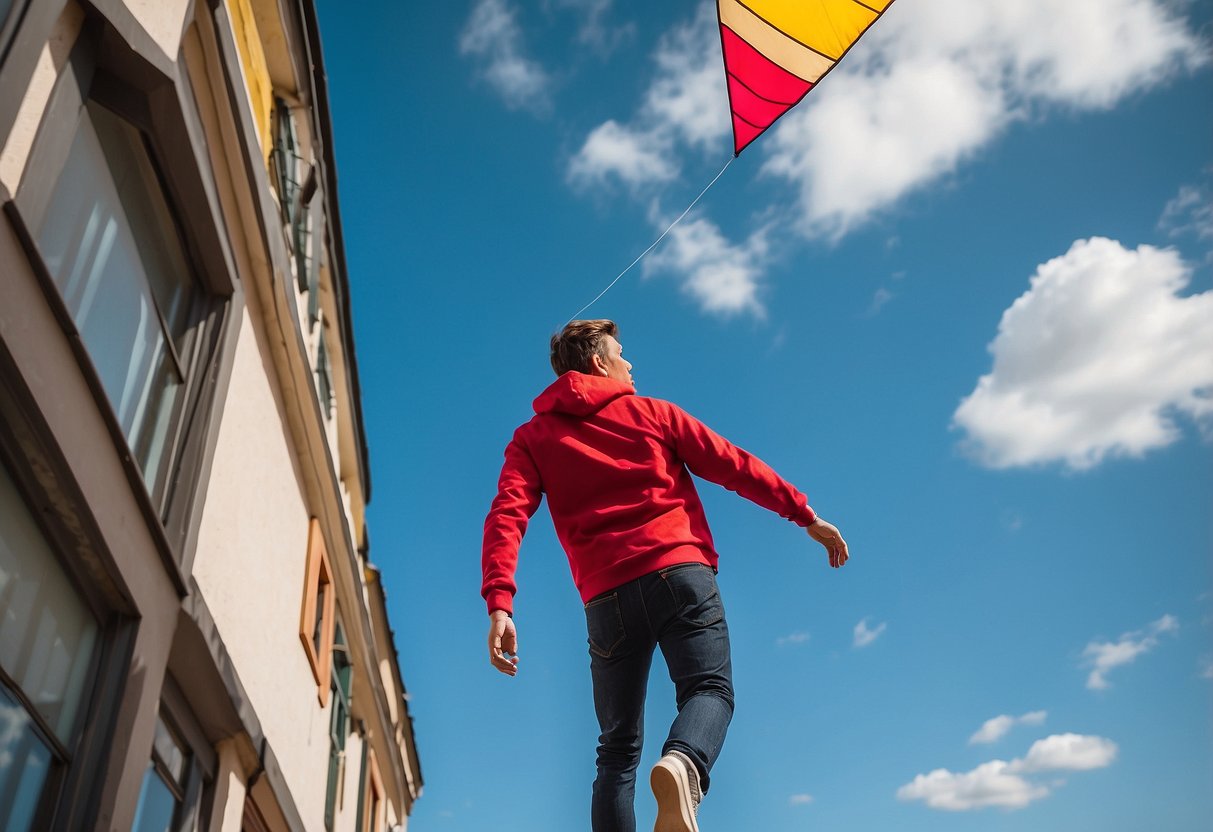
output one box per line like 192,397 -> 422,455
720,25 -> 812,155
727,74 -> 810,137
729,116 -> 765,157
718,0 -> 894,155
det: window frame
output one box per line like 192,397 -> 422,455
358,743 -> 384,832
300,517 -> 336,704
33,98 -> 211,504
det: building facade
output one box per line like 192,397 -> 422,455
0,1 -> 422,830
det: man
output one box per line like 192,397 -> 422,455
482,320 -> 848,832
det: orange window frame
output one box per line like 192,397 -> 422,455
362,747 -> 384,832
299,517 -> 336,705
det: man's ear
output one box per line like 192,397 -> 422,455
588,353 -> 606,376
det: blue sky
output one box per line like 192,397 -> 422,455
314,1 -> 1212,829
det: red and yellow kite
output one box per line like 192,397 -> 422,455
718,0 -> 894,155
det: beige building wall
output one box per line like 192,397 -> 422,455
192,299 -> 333,826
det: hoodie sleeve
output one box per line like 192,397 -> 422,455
482,432 -> 544,615
659,400 -> 817,527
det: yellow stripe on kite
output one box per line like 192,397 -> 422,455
719,0 -> 834,83
740,0 -> 878,61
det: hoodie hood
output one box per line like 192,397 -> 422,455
534,372 -> 634,417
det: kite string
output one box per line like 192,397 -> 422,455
565,155 -> 735,324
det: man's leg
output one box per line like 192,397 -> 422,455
652,565 -> 734,795
586,582 -> 656,832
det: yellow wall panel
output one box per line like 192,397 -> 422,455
228,0 -> 273,158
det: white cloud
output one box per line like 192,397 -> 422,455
788,793 -> 814,806
1083,614 -> 1179,690
853,617 -> 887,648
460,0 -> 552,113
969,710 -> 1047,745
549,0 -> 633,54
1011,734 -> 1118,773
953,238 -> 1213,470
567,4 -> 727,189
971,715 -> 1016,745
765,57 -> 1007,241
764,0 -> 1208,238
1159,181 -> 1213,241
866,287 -> 894,317
897,760 -> 1047,811
1200,656 -> 1213,680
898,733 -> 1117,812
642,214 -> 769,317
777,631 -> 811,646
642,8 -> 731,154
567,120 -> 677,189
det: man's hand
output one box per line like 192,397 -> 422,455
808,518 -> 849,568
488,610 -> 519,676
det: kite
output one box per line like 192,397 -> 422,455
568,0 -> 895,321
718,0 -> 895,154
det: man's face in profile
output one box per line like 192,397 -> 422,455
598,335 -> 634,389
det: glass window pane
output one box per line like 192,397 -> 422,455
0,464 -> 97,743
0,683 -> 53,832
312,580 -> 326,656
35,102 -> 198,494
97,115 -> 195,346
131,761 -> 178,832
151,713 -> 186,786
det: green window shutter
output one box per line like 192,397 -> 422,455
324,622 -> 352,830
270,97 -> 312,294
317,335 -> 333,420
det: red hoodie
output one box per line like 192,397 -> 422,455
481,373 -> 817,613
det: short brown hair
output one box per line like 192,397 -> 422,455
550,319 -> 618,376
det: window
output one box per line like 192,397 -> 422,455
129,678 -> 214,832
325,620 -> 351,831
0,458 -> 99,831
357,745 -> 384,832
33,101 -> 204,507
270,98 -> 314,295
316,332 -> 334,421
300,518 -> 335,702
131,711 -> 189,832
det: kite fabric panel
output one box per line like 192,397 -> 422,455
718,0 -> 895,155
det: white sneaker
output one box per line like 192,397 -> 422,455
651,750 -> 702,832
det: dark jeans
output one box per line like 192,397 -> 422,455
584,563 -> 734,832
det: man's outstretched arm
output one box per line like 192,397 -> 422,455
662,401 -> 849,567
482,435 -> 542,675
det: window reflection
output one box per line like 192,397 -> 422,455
0,463 -> 98,830
0,465 -> 97,741
0,686 -> 52,832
